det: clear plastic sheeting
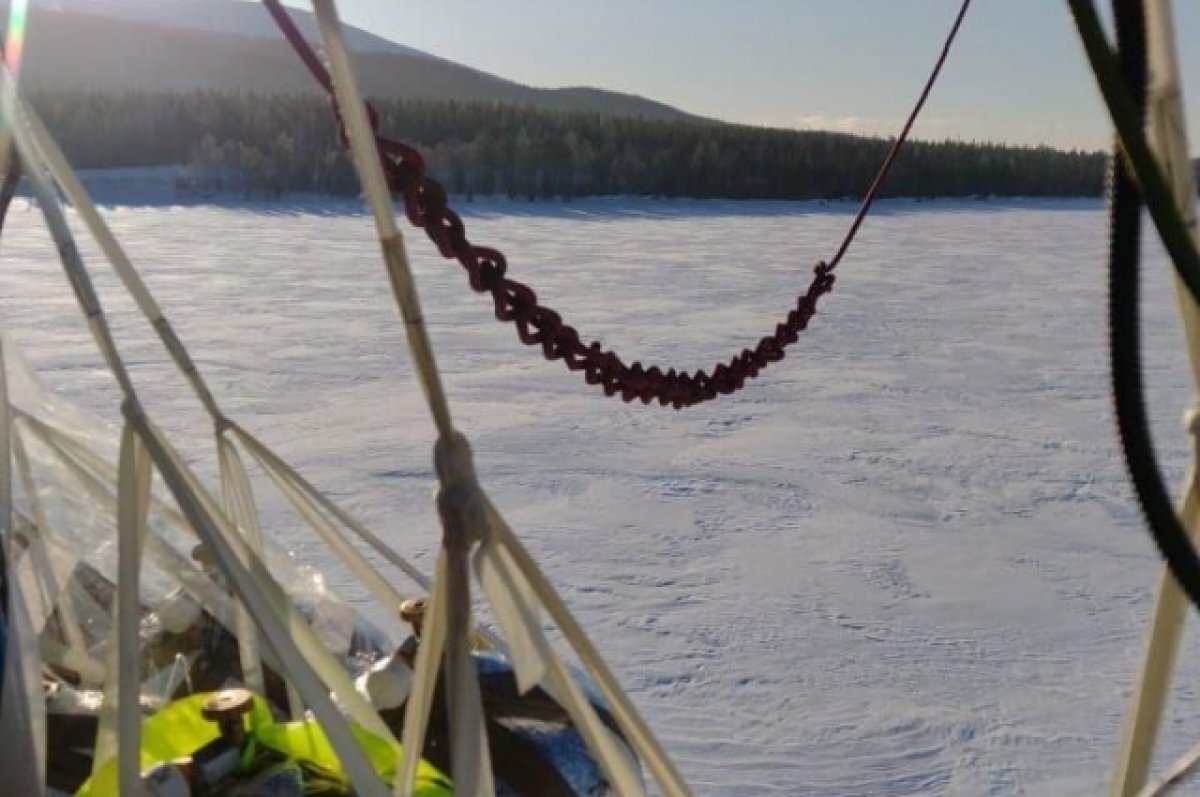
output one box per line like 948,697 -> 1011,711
0,0 -> 691,790
0,332 -> 407,796
3,336 -> 386,673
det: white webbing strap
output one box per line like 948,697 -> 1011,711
21,104 -> 224,422
5,504 -> 85,646
475,539 -> 544,690
311,0 -> 455,440
10,422 -> 89,655
115,418 -> 153,797
241,431 -> 409,615
19,86 -> 272,687
7,95 -> 151,791
311,5 -> 495,792
131,416 -> 391,797
19,81 -> 432,679
0,547 -> 47,797
430,434 -> 494,797
1109,3 -> 1200,795
217,437 -> 267,695
485,503 -> 689,797
475,521 -> 646,796
445,542 -> 494,797
233,424 -> 432,592
1134,736 -> 1200,797
15,411 -> 234,629
7,88 -> 394,796
396,553 -> 448,797
90,420 -> 152,784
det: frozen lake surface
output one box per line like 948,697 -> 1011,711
0,196 -> 1196,795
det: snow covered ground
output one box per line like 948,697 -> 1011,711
0,195 -> 1195,795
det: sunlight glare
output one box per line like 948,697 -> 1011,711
4,0 -> 30,75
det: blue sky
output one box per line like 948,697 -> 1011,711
286,0 -> 1200,152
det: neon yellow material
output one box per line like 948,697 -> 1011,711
77,693 -> 451,797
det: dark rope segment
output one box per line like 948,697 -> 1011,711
263,0 -> 971,408
1107,0 -> 1200,613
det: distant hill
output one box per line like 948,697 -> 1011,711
37,0 -> 425,56
5,0 -> 699,122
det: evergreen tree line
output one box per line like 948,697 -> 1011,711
28,90 -> 1108,200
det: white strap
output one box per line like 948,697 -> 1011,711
475,535 -> 645,796
5,78 -> 393,796
133,415 -> 392,797
244,432 -> 408,616
11,423 -> 90,655
396,553 -> 448,797
6,508 -> 80,637
15,411 -> 234,629
217,437 -> 267,695
115,421 -> 153,796
311,0 -> 454,438
21,100 -> 223,421
233,424 -> 432,592
445,544 -> 494,797
487,503 -> 691,797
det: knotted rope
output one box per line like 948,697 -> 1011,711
262,0 -> 972,408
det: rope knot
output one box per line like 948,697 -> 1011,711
434,432 -> 487,549
120,397 -> 146,424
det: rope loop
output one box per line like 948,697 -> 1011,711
260,0 -> 971,409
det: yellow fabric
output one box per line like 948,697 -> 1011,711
76,692 -> 451,797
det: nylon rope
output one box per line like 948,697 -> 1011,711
264,0 -> 971,408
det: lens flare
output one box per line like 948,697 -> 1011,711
4,0 -> 30,75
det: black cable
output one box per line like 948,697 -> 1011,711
1108,0 -> 1200,612
1068,0 -> 1200,309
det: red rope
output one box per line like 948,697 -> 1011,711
262,0 -> 971,409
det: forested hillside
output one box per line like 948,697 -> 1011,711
30,91 -> 1108,200
14,5 -> 695,122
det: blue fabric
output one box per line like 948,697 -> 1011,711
473,650 -> 611,795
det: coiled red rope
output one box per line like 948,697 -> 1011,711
262,0 -> 971,409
